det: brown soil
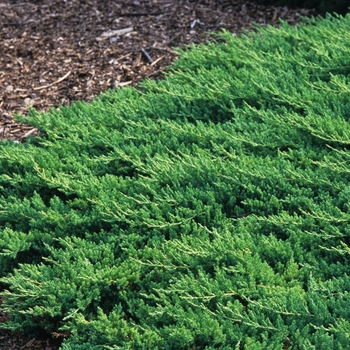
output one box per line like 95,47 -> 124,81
0,0 -> 317,348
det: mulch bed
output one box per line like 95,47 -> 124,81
0,0 -> 317,348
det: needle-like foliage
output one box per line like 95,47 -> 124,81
1,13 -> 350,349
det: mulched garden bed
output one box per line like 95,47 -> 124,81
0,0 -> 317,348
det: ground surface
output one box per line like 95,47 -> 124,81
0,0 -> 317,348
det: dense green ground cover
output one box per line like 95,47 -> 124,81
1,13 -> 350,349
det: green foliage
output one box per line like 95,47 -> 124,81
1,13 -> 350,349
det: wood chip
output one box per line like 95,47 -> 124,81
33,71 -> 71,91
21,128 -> 38,139
118,81 -> 133,87
150,55 -> 165,66
95,27 -> 133,41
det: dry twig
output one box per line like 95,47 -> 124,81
33,71 -> 71,91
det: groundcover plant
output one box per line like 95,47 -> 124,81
1,12 -> 350,350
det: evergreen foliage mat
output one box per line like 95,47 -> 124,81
1,13 -> 350,350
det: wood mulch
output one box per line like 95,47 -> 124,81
0,0 -> 317,348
